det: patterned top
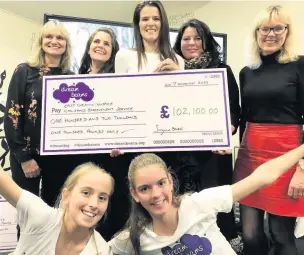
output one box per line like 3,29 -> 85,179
4,63 -> 74,163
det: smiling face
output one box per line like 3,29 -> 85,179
88,31 -> 112,64
139,6 -> 161,44
41,28 -> 67,58
131,164 -> 174,218
181,26 -> 204,60
257,18 -> 288,55
63,170 -> 112,229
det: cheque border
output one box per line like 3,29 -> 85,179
41,70 -> 231,153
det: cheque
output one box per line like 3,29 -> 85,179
40,69 -> 232,155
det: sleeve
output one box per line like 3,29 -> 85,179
225,65 -> 241,134
4,64 -> 32,163
238,67 -> 247,143
297,57 -> 304,123
176,54 -> 185,70
115,49 -> 129,74
109,231 -> 134,255
16,190 -> 55,234
189,185 -> 233,214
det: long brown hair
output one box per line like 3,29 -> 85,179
132,1 -> 178,71
126,153 -> 180,255
79,28 -> 119,74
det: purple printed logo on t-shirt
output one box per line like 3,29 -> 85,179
161,234 -> 212,255
53,82 -> 94,103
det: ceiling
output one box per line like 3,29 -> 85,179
0,1 -> 209,25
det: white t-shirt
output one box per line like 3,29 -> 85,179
115,48 -> 185,73
13,190 -> 112,255
109,185 -> 236,255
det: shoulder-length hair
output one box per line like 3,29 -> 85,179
173,18 -> 222,67
132,1 -> 178,71
28,20 -> 72,71
246,5 -> 298,69
78,27 -> 119,74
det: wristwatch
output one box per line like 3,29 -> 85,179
298,159 -> 304,171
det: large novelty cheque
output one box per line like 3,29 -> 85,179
40,69 -> 232,155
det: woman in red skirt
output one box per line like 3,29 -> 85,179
233,5 -> 304,255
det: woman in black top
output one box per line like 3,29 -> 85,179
4,21 -> 77,211
233,5 -> 304,255
173,19 -> 242,253
78,27 -> 124,241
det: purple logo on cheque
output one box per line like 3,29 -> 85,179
53,82 -> 94,103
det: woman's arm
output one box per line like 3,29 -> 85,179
114,49 -> 129,73
232,144 -> 304,202
4,64 -> 32,163
0,167 -> 22,207
225,65 -> 240,134
285,56 -> 304,199
238,67 -> 247,144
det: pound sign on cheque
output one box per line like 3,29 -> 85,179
160,105 -> 170,119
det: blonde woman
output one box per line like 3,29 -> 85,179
1,162 -> 114,254
4,20 -> 78,213
233,5 -> 304,255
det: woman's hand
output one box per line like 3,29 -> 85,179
154,58 -> 181,72
212,149 -> 232,155
288,166 -> 304,199
212,125 -> 235,155
110,149 -> 124,157
21,159 -> 40,178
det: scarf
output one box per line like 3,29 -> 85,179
184,52 -> 212,70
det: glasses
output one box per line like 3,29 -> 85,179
257,26 -> 287,36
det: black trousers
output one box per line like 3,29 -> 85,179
241,204 -> 297,255
176,151 -> 239,241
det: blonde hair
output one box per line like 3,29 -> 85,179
246,5 -> 298,69
28,20 -> 72,70
55,162 -> 115,208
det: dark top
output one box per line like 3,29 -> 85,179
217,63 -> 240,131
172,62 -> 240,193
239,51 -> 304,139
4,63 -> 74,163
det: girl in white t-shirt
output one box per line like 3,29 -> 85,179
109,145 -> 304,255
111,1 -> 185,239
0,162 -> 114,255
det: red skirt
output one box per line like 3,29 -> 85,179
233,122 -> 304,216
